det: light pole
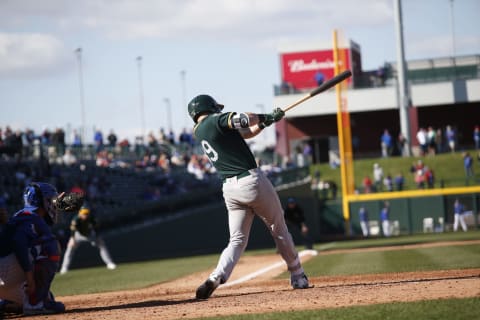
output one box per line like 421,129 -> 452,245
180,70 -> 187,127
393,0 -> 411,156
75,48 -> 86,144
164,98 -> 172,131
449,0 -> 457,74
136,56 -> 146,141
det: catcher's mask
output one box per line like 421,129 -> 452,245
188,94 -> 224,123
23,182 -> 59,225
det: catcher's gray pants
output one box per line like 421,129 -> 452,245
210,168 -> 303,283
60,231 -> 114,272
0,254 -> 60,306
0,254 -> 25,304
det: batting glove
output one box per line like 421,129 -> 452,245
271,107 -> 285,122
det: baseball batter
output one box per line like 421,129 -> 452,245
188,94 -> 310,300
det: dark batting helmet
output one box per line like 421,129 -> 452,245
23,182 -> 59,225
188,94 -> 224,123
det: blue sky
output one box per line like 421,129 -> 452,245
1,0 -> 479,146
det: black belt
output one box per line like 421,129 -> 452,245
223,169 -> 255,183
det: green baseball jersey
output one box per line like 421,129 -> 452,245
194,112 -> 257,179
71,214 -> 97,237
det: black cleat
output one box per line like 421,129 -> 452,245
291,273 -> 310,289
196,277 -> 221,300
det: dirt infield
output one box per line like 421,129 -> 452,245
4,241 -> 480,319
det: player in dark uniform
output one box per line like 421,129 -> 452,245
188,94 -> 310,300
284,197 -> 313,249
60,206 -> 116,274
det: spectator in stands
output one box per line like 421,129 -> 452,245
107,130 -> 118,151
280,81 -> 292,94
358,206 -> 369,237
158,128 -> 167,145
411,159 -> 425,173
41,128 -> 51,146
424,166 -> 435,188
147,131 -> 158,151
383,174 -> 393,192
435,128 -> 444,154
474,126 -> 480,150
70,181 -> 86,195
362,175 -> 373,193
20,128 -> 31,159
445,125 -> 456,153
373,163 -> 384,192
394,172 -> 405,191
376,66 -> 387,86
71,129 -> 82,151
314,70 -> 325,86
95,150 -> 110,168
380,201 -> 391,237
416,128 -> 428,156
179,128 -> 193,148
414,168 -> 425,189
302,142 -> 313,166
187,154 -> 205,180
62,148 -> 77,166
94,129 -> 104,153
118,138 -> 130,156
294,145 -> 305,167
427,126 -> 436,155
397,132 -> 408,157
167,130 -> 175,145
380,129 -> 393,157
463,152 -> 474,185
157,153 -> 171,173
453,198 -> 467,232
3,129 -> 23,161
54,128 -> 66,157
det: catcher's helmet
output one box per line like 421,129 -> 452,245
188,94 -> 224,123
23,182 -> 59,225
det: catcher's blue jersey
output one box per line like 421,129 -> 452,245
0,208 -> 59,272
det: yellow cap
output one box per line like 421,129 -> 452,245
79,207 -> 90,215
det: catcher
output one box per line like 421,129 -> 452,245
60,205 -> 116,274
0,183 -> 83,315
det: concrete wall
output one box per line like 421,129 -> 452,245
274,78 -> 480,118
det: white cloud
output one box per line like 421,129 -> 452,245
0,32 -> 70,77
0,0 -> 393,43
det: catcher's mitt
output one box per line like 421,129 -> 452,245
53,192 -> 85,212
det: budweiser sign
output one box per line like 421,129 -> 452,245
288,59 -> 335,72
280,49 -> 351,90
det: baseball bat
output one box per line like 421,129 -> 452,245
282,69 -> 352,112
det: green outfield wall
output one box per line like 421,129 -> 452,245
64,183 -> 479,270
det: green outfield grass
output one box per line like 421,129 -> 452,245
52,231 -> 480,297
